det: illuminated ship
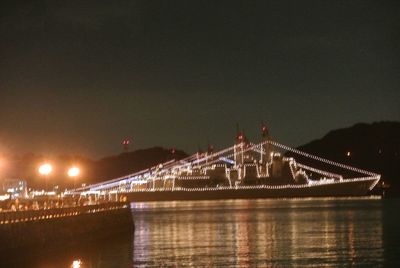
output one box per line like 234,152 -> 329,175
72,125 -> 381,201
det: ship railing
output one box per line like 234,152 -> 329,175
0,202 -> 128,225
296,163 -> 343,180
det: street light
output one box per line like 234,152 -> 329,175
68,166 -> 80,189
38,163 -> 52,191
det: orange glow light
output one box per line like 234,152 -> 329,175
68,167 -> 80,177
38,163 -> 52,175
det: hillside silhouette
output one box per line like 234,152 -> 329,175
89,147 -> 188,183
290,122 -> 400,196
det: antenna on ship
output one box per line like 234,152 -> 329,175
206,140 -> 214,164
235,123 -> 240,143
207,142 -> 214,154
261,121 -> 272,164
242,128 -> 250,146
261,121 -> 269,138
234,124 -> 245,166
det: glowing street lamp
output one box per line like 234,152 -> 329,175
38,163 -> 52,191
68,166 -> 80,189
39,163 -> 52,175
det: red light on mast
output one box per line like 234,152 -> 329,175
261,124 -> 268,137
122,138 -> 131,151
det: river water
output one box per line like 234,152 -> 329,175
11,198 -> 400,267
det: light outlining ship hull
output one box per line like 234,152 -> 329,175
71,128 -> 381,202
122,177 -> 379,201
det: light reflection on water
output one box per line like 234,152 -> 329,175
132,198 -> 397,267
7,198 -> 400,267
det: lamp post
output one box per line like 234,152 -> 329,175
68,166 -> 80,189
38,163 -> 52,191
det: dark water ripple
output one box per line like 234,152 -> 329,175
9,198 -> 400,267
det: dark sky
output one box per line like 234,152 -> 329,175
0,1 -> 399,158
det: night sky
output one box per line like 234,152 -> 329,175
1,1 -> 399,158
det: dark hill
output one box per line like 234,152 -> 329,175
291,122 -> 400,196
88,147 -> 188,183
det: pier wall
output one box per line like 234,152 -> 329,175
0,202 -> 133,255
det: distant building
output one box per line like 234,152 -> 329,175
1,178 -> 28,199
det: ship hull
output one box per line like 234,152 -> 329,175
123,178 -> 378,202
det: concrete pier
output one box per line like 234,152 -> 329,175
0,202 -> 134,258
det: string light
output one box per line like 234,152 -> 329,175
68,137 -> 380,196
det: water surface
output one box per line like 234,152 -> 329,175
9,198 -> 400,267
132,198 -> 400,267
